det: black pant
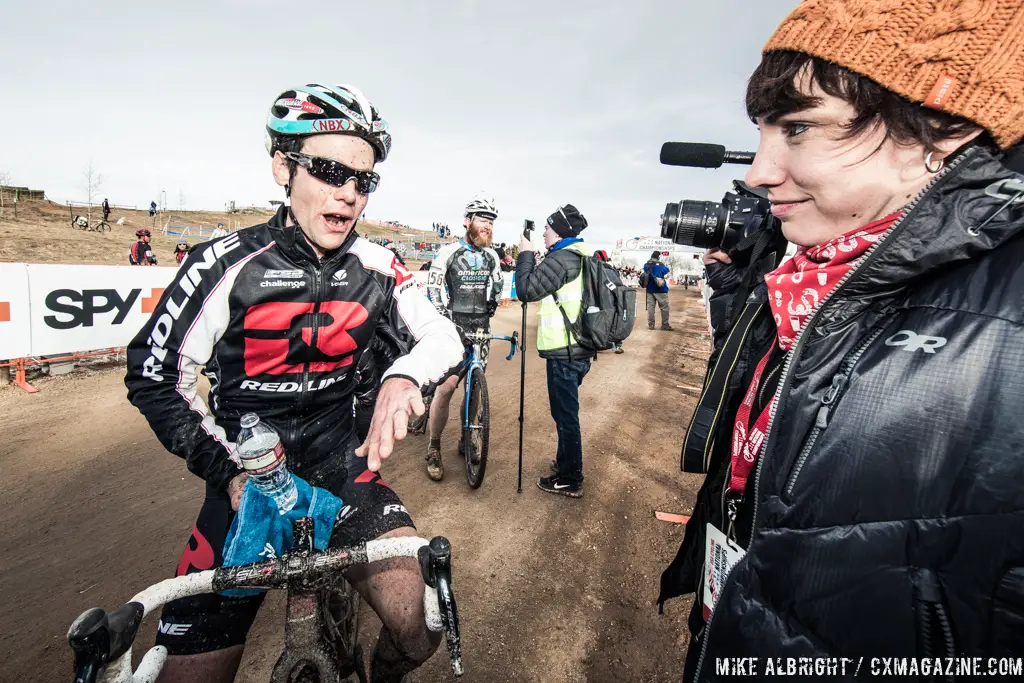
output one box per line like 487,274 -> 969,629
546,357 -> 591,484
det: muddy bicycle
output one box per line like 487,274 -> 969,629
67,517 -> 463,683
70,211 -> 111,233
409,328 -> 518,489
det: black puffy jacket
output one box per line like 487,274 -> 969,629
659,145 -> 1024,679
125,207 -> 463,491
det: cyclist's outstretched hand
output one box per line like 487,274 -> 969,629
356,378 -> 425,471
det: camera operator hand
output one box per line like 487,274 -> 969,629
703,248 -> 732,266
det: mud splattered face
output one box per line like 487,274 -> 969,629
272,134 -> 374,256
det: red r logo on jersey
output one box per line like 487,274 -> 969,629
243,300 -> 368,376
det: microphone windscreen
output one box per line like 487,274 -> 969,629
659,142 -> 726,168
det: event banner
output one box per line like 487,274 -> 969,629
26,264 -> 177,357
1,264 -> 516,359
0,263 -> 32,358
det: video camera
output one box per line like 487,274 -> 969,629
657,142 -> 776,252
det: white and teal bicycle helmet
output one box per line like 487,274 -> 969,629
265,83 -> 392,162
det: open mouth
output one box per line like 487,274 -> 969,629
321,213 -> 352,231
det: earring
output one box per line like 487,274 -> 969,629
924,152 -> 944,174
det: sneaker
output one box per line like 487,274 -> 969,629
537,474 -> 582,498
614,345 -> 624,354
661,324 -> 674,331
648,323 -> 655,330
425,445 -> 443,482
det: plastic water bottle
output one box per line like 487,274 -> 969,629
236,413 -> 298,514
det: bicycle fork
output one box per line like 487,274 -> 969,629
271,518 -> 366,683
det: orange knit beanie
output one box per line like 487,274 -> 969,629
764,0 -> 1024,148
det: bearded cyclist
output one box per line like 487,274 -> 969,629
421,194 -> 503,481
124,83 -> 463,683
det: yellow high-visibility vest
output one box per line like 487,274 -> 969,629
536,243 -> 587,352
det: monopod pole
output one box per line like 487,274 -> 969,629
517,300 -> 526,494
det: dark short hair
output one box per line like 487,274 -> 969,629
272,136 -> 306,183
746,51 -> 990,154
651,250 -> 660,260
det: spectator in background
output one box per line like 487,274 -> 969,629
495,242 -> 506,261
129,229 -> 157,266
643,251 -> 672,330
150,200 -> 158,217
174,241 -> 189,265
102,198 -> 111,222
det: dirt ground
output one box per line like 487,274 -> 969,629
0,288 -> 710,683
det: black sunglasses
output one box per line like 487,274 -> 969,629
283,152 -> 380,194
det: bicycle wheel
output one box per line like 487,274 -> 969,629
464,367 -> 489,489
96,220 -> 111,232
321,578 -> 363,679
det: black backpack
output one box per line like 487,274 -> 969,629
638,270 -> 650,288
554,254 -> 636,353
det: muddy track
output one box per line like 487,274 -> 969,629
0,288 -> 707,683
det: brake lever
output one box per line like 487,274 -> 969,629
68,602 -> 146,683
426,537 -> 463,676
506,331 -> 519,361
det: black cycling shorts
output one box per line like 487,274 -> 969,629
155,447 -> 414,655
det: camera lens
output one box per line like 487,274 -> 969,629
661,200 -> 724,249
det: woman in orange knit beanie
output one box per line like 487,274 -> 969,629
659,1 -> 1024,678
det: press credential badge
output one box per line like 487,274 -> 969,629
703,523 -> 745,621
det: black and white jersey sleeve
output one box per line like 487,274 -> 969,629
425,242 -> 459,314
124,231 -> 268,491
349,240 -> 463,389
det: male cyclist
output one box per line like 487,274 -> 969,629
129,229 -> 157,265
422,194 -> 503,481
124,83 -> 463,683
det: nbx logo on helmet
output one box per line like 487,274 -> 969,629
43,287 -> 163,329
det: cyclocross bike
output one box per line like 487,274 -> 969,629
71,213 -> 111,232
68,203 -> 111,232
67,517 -> 463,683
410,328 -> 518,489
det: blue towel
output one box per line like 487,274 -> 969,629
222,474 -> 343,596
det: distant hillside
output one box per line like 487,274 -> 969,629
0,200 -> 442,266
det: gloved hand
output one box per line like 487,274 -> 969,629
487,301 -> 498,317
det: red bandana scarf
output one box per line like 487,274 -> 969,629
726,212 -> 901,495
765,212 -> 900,350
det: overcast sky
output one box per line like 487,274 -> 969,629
0,0 -> 797,249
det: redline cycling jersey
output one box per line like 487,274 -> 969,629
426,239 -> 503,333
125,206 -> 464,492
130,240 -> 157,265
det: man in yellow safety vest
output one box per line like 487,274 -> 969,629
515,204 -> 591,498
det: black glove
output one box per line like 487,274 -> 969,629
487,301 -> 498,317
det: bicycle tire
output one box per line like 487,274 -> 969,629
464,367 -> 489,489
96,221 -> 111,233
321,578 -> 362,679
